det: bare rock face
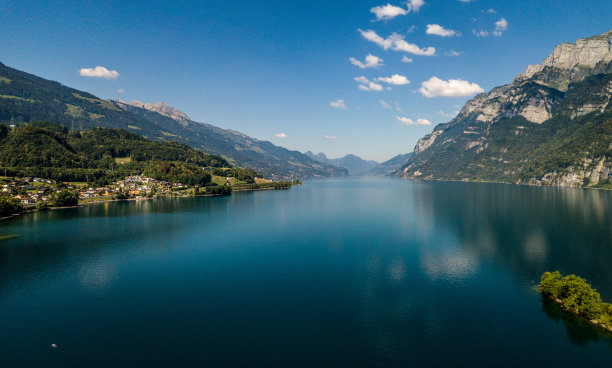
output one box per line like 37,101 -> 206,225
413,130 -> 443,154
125,101 -> 192,127
518,30 -> 612,83
514,31 -> 612,91
450,31 -> 612,125
523,157 -> 611,187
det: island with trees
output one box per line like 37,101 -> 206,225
540,271 -> 612,332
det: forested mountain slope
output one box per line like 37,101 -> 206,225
397,30 -> 612,188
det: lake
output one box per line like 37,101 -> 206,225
1,177 -> 611,367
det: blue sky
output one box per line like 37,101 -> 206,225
1,0 -> 610,161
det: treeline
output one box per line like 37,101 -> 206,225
210,167 -> 259,183
143,161 -> 211,186
540,271 -> 612,328
0,121 -> 257,185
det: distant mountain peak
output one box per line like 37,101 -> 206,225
121,100 -> 192,126
304,151 -> 378,175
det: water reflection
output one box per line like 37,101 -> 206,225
414,182 -> 612,295
0,178 -> 611,366
541,297 -> 612,350
0,196 -> 232,293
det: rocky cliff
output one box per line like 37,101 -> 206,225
125,101 -> 192,127
398,30 -> 612,189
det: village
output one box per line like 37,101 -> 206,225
1,175 -> 199,208
0,174 -> 297,212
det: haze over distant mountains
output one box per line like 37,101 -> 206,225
398,30 -> 612,189
368,153 -> 414,176
304,151 -> 378,175
0,62 -> 346,179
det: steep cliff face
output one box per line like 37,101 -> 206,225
519,31 -> 612,83
398,30 -> 612,189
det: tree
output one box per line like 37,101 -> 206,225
540,271 -> 562,299
0,196 -> 24,216
540,271 -> 611,324
49,189 -> 79,207
115,189 -> 129,200
556,275 -> 603,319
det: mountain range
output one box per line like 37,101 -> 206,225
0,63 -> 346,179
304,152 -> 378,175
397,30 -> 612,189
2,29 -> 611,188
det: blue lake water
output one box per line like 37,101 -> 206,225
1,177 -> 611,367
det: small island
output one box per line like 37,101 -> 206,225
540,271 -> 612,332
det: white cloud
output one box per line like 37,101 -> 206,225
349,54 -> 383,69
401,56 -> 413,63
426,24 -> 458,37
396,116 -> 432,126
407,25 -> 417,33
392,35 -> 436,55
117,88 -> 125,93
275,133 -> 287,138
377,74 -> 410,85
472,29 -> 489,37
408,0 -> 425,12
486,8 -> 497,14
354,76 -> 383,92
324,135 -> 338,139
493,17 -> 508,36
395,102 -> 402,111
380,100 -> 392,109
419,77 -> 484,98
329,99 -> 347,109
446,50 -> 461,57
358,29 -> 436,56
359,29 -> 393,49
79,66 -> 119,79
370,3 -> 408,21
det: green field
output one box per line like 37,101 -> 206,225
114,157 -> 132,164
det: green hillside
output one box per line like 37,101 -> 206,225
0,62 -> 346,179
0,121 -> 236,186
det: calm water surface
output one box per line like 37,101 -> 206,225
1,177 -> 611,367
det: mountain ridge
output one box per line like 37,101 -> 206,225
304,151 -> 378,175
367,153 -> 413,176
0,61 -> 346,179
111,100 -> 348,179
397,29 -> 612,189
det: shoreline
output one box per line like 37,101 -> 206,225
0,192 -> 227,223
0,185 -> 293,223
398,176 -> 612,191
538,286 -> 612,333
